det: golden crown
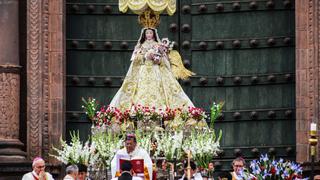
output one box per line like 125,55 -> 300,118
138,9 -> 160,28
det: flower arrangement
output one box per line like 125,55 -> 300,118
182,130 -> 222,169
91,131 -> 124,168
50,131 -> 98,166
187,106 -> 207,121
81,97 -> 214,131
129,104 -> 145,121
82,97 -> 99,120
183,107 -> 208,130
161,107 -> 176,121
50,131 -> 123,169
135,130 -> 153,155
70,98 -> 223,175
210,102 -> 224,129
153,130 -> 184,161
247,154 -> 306,180
51,129 -> 222,176
94,106 -> 122,127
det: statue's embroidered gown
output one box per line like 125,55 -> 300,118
110,39 -> 194,111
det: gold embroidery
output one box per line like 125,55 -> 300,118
111,40 -> 194,111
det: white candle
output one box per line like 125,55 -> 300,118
311,123 -> 317,131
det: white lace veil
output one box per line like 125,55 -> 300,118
131,28 -> 161,61
137,28 -> 161,45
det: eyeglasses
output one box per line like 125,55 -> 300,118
36,165 -> 45,169
233,165 -> 243,168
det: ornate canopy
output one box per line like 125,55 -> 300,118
119,0 -> 176,15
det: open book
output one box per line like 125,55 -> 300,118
116,154 -> 144,174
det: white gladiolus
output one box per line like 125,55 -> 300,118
91,131 -> 124,168
182,130 -> 221,168
50,131 -> 97,166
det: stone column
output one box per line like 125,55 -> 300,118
0,0 -> 26,161
296,0 -> 320,163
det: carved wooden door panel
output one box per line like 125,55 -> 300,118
179,0 -> 296,169
66,0 -> 295,169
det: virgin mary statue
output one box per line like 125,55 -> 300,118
110,11 -> 194,111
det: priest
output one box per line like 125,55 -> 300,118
111,134 -> 153,180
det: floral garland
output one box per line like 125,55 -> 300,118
81,98 -> 215,131
51,98 -> 224,171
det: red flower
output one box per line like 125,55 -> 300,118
270,167 -> 276,175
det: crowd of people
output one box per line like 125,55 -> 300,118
176,157 -> 246,180
109,133 -> 236,180
20,155 -> 248,180
20,134 -> 309,180
22,157 -> 90,180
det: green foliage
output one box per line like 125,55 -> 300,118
82,97 -> 99,120
210,102 -> 224,129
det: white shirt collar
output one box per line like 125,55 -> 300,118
125,146 -> 141,158
32,171 -> 39,178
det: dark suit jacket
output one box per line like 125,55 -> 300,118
118,172 -> 133,180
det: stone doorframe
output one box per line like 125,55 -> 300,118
25,0 -> 319,165
26,0 -> 65,163
296,0 -> 320,162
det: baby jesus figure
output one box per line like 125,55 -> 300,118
145,38 -> 173,64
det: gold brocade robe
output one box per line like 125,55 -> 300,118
110,40 -> 194,111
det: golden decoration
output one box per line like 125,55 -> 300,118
113,40 -> 192,112
138,9 -> 160,28
169,50 -> 196,80
119,0 -> 176,15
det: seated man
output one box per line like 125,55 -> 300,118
111,134 -> 153,180
230,157 -> 255,180
22,157 -> 54,180
111,161 -> 143,180
179,161 -> 203,180
63,165 -> 78,180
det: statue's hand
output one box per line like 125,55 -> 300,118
153,59 -> 161,65
147,52 -> 154,60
